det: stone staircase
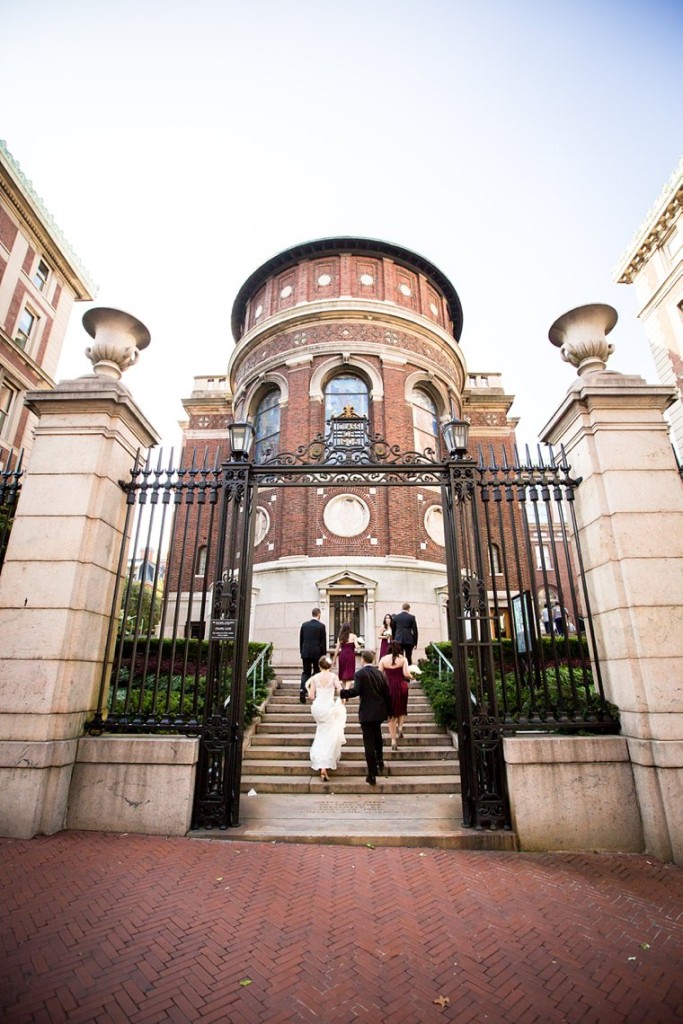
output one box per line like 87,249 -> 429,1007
242,674 -> 460,795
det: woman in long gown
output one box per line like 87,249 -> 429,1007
378,641 -> 412,750
307,655 -> 347,782
378,613 -> 393,660
333,622 -> 358,684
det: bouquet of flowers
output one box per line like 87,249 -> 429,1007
407,664 -> 422,677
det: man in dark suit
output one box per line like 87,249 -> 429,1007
391,602 -> 418,664
339,649 -> 392,785
299,608 -> 327,703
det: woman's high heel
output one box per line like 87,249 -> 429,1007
391,742 -> 398,752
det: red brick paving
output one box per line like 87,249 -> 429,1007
1,833 -> 681,1023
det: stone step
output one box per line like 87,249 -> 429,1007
243,675 -> 462,802
241,774 -> 460,795
248,732 -> 451,747
195,794 -> 516,851
263,711 -> 436,724
255,723 -> 444,738
244,744 -> 457,761
241,759 -> 457,777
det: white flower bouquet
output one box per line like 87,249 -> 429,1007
407,664 -> 422,677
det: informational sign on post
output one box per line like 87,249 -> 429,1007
511,592 -> 534,655
211,618 -> 236,641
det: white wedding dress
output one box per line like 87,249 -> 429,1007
308,673 -> 347,771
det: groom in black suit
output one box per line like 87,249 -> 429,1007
339,649 -> 392,785
391,602 -> 418,664
299,608 -> 327,703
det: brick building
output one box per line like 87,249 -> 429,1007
178,237 -> 572,665
0,140 -> 94,464
614,156 -> 683,461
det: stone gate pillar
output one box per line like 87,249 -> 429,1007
0,309 -> 158,838
541,304 -> 683,864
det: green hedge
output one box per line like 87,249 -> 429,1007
112,639 -> 274,728
420,641 -> 619,732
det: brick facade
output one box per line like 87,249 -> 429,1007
0,141 -> 94,462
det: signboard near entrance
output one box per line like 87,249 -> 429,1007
511,592 -> 535,655
211,618 -> 236,641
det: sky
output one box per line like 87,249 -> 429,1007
3,0 -> 682,452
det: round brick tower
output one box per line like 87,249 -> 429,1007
181,237 -> 518,667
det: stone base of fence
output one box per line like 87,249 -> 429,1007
503,735 -> 645,854
66,736 -> 200,836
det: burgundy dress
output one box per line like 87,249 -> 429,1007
384,663 -> 409,718
337,641 -> 356,682
379,632 -> 391,659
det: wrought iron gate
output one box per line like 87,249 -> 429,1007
91,415 -> 616,832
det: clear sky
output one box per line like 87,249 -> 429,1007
3,0 -> 682,451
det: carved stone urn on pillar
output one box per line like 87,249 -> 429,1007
82,306 -> 151,380
548,303 -> 617,376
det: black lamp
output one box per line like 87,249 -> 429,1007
442,418 -> 470,459
228,421 -> 255,460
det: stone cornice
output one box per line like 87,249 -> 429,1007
0,139 -> 96,300
613,156 -> 683,284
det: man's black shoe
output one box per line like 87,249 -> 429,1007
366,774 -> 376,786
299,693 -> 307,704
377,761 -> 384,773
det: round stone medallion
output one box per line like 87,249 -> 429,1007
323,494 -> 370,537
254,506 -> 270,546
424,505 -> 445,546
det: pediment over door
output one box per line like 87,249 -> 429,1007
316,569 -> 378,592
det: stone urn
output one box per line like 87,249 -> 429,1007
82,307 -> 151,380
548,303 -> 617,376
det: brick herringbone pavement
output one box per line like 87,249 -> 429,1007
1,833 -> 681,1023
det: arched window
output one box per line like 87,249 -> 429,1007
490,542 -> 501,575
412,386 -> 438,454
195,545 -> 207,576
254,388 -> 281,464
324,373 -> 369,424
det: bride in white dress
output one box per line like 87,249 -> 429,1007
306,655 -> 347,782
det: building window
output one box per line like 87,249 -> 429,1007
254,388 -> 281,464
412,386 -> 438,454
33,259 -> 50,291
195,545 -> 207,576
534,545 -> 553,570
324,373 -> 369,423
15,307 -> 37,350
0,382 -> 17,437
490,543 -> 502,575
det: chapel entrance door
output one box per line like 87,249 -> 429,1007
329,594 -> 364,647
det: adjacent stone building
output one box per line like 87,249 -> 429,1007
614,156 -> 683,460
0,140 -> 95,464
179,237 -> 573,665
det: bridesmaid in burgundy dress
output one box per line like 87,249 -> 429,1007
333,622 -> 358,685
378,641 -> 412,750
378,614 -> 393,660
